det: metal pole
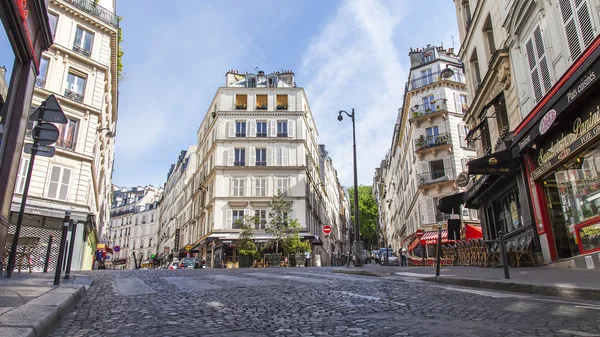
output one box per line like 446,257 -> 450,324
435,227 -> 442,277
64,221 -> 77,279
54,211 -> 71,285
351,109 -> 363,267
385,246 -> 389,266
132,252 -> 138,269
499,231 -> 510,279
43,235 -> 53,273
421,242 -> 425,266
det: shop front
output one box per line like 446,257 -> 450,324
512,35 -> 600,269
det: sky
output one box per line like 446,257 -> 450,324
1,0 -> 460,188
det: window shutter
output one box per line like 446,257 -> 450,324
59,168 -> 71,201
559,0 -> 595,61
288,177 -> 292,196
47,166 -> 60,199
461,158 -> 468,172
426,198 -> 435,224
244,209 -> 250,219
228,121 -> 235,138
288,120 -> 295,138
16,158 -> 29,193
246,177 -> 251,197
228,147 -> 234,166
267,147 -> 273,166
249,147 -> 256,166
443,156 -> 453,179
249,120 -> 256,137
267,176 -> 273,196
270,120 -> 277,137
577,0 -> 595,48
438,122 -> 446,134
419,200 -> 427,223
282,147 -> 289,166
458,124 -> 467,147
226,209 -> 232,227
533,27 -> 552,94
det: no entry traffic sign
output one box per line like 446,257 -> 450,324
323,225 -> 332,234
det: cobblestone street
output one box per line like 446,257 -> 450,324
51,268 -> 600,337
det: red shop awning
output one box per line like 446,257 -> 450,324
421,230 -> 451,245
408,237 -> 421,252
465,224 -> 483,240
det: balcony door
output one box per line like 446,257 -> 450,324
425,126 -> 439,146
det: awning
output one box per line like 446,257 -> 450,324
466,119 -> 486,143
465,224 -> 483,240
408,237 -> 421,252
467,149 -> 515,175
190,230 -> 315,249
465,92 -> 505,143
97,244 -> 113,253
437,192 -> 465,214
420,230 -> 451,245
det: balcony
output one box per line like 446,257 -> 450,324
56,138 -> 76,151
72,44 -> 91,57
277,132 -> 288,137
63,0 -> 119,28
276,104 -> 288,110
35,78 -> 45,88
418,168 -> 456,192
256,161 -> 266,166
414,132 -> 452,158
410,70 -> 466,91
409,101 -> 449,125
64,89 -> 84,103
235,132 -> 246,137
234,161 -> 245,167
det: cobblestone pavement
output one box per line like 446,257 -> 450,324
51,267 -> 600,337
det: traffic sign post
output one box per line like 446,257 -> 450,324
322,225 -> 332,235
113,246 -> 121,253
416,229 -> 425,267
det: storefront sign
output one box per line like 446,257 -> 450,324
467,149 -> 515,176
174,229 -> 180,252
15,0 -> 38,68
532,100 -> 600,180
538,109 -> 556,135
456,172 -> 470,187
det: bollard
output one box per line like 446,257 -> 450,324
43,235 -> 53,273
133,252 -> 138,269
435,228 -> 442,277
499,230 -> 510,279
64,221 -> 77,279
54,211 -> 71,285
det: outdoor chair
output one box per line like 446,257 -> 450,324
3,234 -> 40,273
516,237 -> 536,267
488,241 -> 500,267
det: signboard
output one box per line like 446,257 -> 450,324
174,229 -> 180,252
467,149 -> 515,176
456,172 -> 470,187
113,246 -> 120,253
322,225 -> 332,234
416,229 -> 425,239
23,143 -> 55,157
185,245 -> 192,251
531,96 -> 600,180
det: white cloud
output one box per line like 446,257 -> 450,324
301,0 -> 410,186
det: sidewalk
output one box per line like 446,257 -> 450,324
333,263 -> 600,301
0,272 -> 91,337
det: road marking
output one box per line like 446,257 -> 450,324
332,291 -> 406,306
206,301 -> 224,308
436,286 -> 529,299
558,330 -> 600,336
575,306 -> 600,310
115,278 -> 156,296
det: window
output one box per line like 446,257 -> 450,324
276,177 -> 289,196
57,119 -> 78,151
275,147 -> 289,166
429,160 -> 445,180
420,68 -> 433,86
235,121 -> 246,137
460,95 -> 468,112
525,25 -> 552,103
36,57 -> 49,88
422,95 -> 435,113
494,98 -> 510,134
558,0 -> 595,61
15,158 -> 29,194
276,95 -> 288,110
234,148 -> 245,166
256,148 -> 266,166
463,1 -> 472,30
232,209 -> 244,227
256,95 -> 267,110
254,209 -> 267,229
268,76 -> 278,88
277,121 -> 288,137
232,178 -> 245,196
48,12 -> 58,37
458,124 -> 469,148
47,165 -> 71,201
73,26 -> 94,57
256,121 -> 267,137
423,50 -> 434,63
247,76 -> 256,88
149,238 -> 153,247
483,15 -> 496,57
469,50 -> 482,87
255,177 -> 266,196
235,94 -> 247,110
492,187 -> 522,234
151,214 -> 154,222
135,217 -> 138,225
65,72 -> 86,103
142,215 -> 147,223
425,126 -> 439,146
481,123 -> 492,154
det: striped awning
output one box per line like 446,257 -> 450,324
420,230 -> 451,245
408,237 -> 421,252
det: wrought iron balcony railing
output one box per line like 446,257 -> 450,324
277,132 -> 288,137
64,89 -> 84,103
234,161 -> 245,166
418,168 -> 456,186
56,138 -> 76,151
256,161 -> 267,166
35,77 -> 45,88
410,101 -> 449,119
414,132 -> 451,151
72,44 -> 91,57
63,0 -> 119,28
410,70 -> 466,90
235,132 -> 246,137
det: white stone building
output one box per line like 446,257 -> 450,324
108,186 -> 161,269
375,45 -> 480,256
9,0 -> 119,271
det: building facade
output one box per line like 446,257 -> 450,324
108,186 -> 161,269
4,0 -> 119,271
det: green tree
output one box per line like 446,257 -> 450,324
236,223 -> 259,258
347,185 -> 379,248
266,190 -> 294,254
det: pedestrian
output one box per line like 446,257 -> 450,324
400,248 -> 408,267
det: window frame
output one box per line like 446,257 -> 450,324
73,25 -> 94,56
232,177 -> 245,196
235,121 -> 246,137
46,165 -> 72,201
277,121 -> 288,137
255,177 -> 266,196
256,121 -> 268,137
234,148 -> 246,166
256,148 -> 267,166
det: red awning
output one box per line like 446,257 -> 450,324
465,224 -> 483,240
408,237 -> 421,252
420,230 -> 452,245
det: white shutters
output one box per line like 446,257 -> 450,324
558,0 -> 595,61
461,158 -> 469,172
443,156 -> 453,179
269,120 -> 277,137
47,166 -> 71,201
227,147 -> 234,166
525,25 -> 553,103
249,147 -> 256,166
288,120 -> 295,138
282,147 -> 289,166
267,147 -> 273,166
454,92 -> 461,113
226,209 -> 232,226
458,124 -> 467,147
249,120 -> 256,137
255,177 -> 266,196
15,158 -> 29,194
419,199 -> 435,224
228,121 -> 235,137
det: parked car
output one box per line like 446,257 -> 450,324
179,258 -> 198,269
168,261 -> 179,270
380,251 -> 399,266
371,250 -> 379,262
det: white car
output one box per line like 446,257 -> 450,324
168,261 -> 179,270
380,252 -> 399,266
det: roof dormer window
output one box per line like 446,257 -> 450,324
247,75 -> 257,88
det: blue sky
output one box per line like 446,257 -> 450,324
2,0 -> 459,188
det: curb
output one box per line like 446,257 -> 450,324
332,268 -> 386,277
0,283 -> 87,337
427,276 -> 600,302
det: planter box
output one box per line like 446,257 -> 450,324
239,255 -> 254,268
264,254 -> 281,268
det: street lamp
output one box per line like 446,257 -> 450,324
337,109 -> 363,267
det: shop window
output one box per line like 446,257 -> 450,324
491,187 -> 523,235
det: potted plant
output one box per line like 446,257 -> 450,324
256,103 -> 267,110
276,103 -> 288,110
235,102 -> 247,109
416,135 -> 426,149
425,108 -> 432,113
412,111 -> 419,118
